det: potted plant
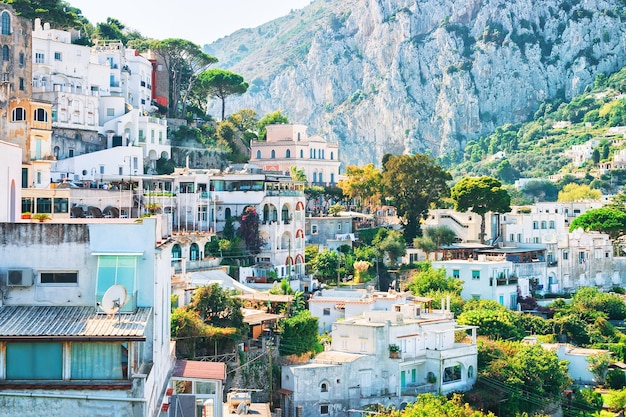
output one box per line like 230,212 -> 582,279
389,344 -> 400,358
33,213 -> 51,222
21,212 -> 31,219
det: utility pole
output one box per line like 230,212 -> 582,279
268,339 -> 273,409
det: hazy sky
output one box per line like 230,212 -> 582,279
69,0 -> 312,45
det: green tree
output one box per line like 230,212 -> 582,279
482,342 -> 571,416
310,249 -> 339,282
569,207 -> 626,240
605,387 -> 626,411
197,69 -> 249,121
424,225 -> 457,258
521,180 -> 559,202
413,236 -> 437,260
457,308 -> 523,341
587,352 -> 612,385
399,393 -> 496,417
337,164 -> 382,210
407,267 -> 462,296
4,0 -> 83,29
382,154 -> 452,241
558,183 -> 602,202
186,283 -> 246,338
563,387 -> 603,416
258,110 -> 289,141
451,176 -> 511,244
149,38 -> 218,118
374,228 -> 406,267
278,310 -> 320,356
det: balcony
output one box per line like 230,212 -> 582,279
491,275 -> 518,286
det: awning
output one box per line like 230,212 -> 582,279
277,388 -> 293,395
172,360 -> 226,380
0,305 -> 151,341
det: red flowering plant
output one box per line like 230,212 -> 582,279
237,206 -> 265,254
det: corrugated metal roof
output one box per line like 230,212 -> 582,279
0,305 -> 151,341
172,360 -> 226,380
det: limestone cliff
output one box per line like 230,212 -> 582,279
205,0 -> 626,167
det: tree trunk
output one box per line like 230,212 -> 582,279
480,213 -> 486,244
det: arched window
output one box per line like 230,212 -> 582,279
313,172 -> 317,183
172,244 -> 182,260
330,173 -> 335,184
2,45 -> 8,61
300,149 -> 304,158
320,382 -> 328,392
286,149 -> 291,158
271,149 -> 275,159
225,207 -> 232,219
190,243 -> 199,261
330,152 -> 334,160
256,150 -> 261,159
53,146 -> 60,159
1,12 -> 10,35
468,366 -> 474,379
11,107 -> 25,121
34,108 -> 48,122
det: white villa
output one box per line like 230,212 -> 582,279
308,288 -> 411,333
281,303 -> 478,417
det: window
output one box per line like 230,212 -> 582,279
517,233 -> 522,243
311,224 -> 318,234
330,173 -> 334,184
1,11 -> 10,35
18,77 -> 24,90
453,269 -> 460,279
443,365 -> 462,383
320,405 -> 329,415
563,251 -> 569,260
330,151 -> 334,160
36,197 -> 52,213
41,272 -> 78,284
68,148 -> 74,157
271,149 -> 275,159
471,270 -> 480,280
53,198 -> 68,213
323,308 -> 330,316
549,220 -> 555,229
34,108 -> 48,122
286,149 -> 291,158
256,150 -> 261,159
532,221 -> 539,229
533,237 -> 540,243
6,342 -> 62,379
541,221 -> 547,229
54,51 -> 62,61
11,107 -> 25,121
337,223 -> 341,231
321,382 -> 328,392
18,52 -> 23,66
2,45 -> 8,61
70,342 -> 126,379
300,149 -> 303,158
96,255 -> 138,311
35,52 -> 44,63
107,108 -> 114,116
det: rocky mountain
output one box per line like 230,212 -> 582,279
205,0 -> 626,168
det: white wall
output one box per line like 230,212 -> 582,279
0,141 -> 22,222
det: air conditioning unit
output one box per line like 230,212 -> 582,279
7,269 -> 33,287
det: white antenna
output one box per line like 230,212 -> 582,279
100,284 -> 128,319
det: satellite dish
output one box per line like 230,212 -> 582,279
100,284 -> 128,315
